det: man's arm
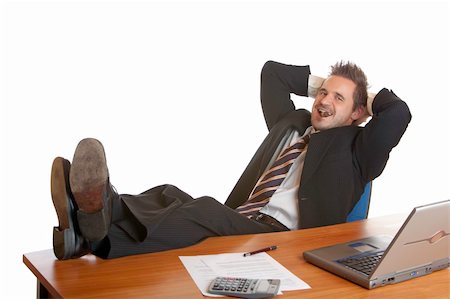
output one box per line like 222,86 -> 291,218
354,88 -> 412,182
260,61 -> 311,130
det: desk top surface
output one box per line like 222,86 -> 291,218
24,214 -> 449,298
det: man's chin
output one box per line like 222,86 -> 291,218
312,119 -> 333,131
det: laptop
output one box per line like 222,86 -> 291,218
303,199 -> 450,289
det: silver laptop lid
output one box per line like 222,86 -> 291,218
371,199 -> 450,278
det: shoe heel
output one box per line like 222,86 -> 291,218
53,227 -> 89,260
77,208 -> 109,241
53,227 -> 75,260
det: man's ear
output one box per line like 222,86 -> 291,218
352,105 -> 369,126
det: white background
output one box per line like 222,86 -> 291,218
1,0 -> 449,297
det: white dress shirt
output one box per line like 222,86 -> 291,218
259,126 -> 315,230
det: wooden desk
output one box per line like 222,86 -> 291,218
24,214 -> 449,298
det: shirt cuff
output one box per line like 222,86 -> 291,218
308,75 -> 325,98
367,92 -> 376,116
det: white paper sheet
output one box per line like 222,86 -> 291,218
179,252 -> 310,297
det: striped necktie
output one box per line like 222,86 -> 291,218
236,134 -> 310,217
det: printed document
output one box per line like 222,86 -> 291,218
179,252 -> 310,297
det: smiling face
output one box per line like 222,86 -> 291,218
311,75 -> 363,131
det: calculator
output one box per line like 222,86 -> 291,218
208,276 -> 281,298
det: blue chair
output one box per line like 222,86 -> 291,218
346,181 -> 372,222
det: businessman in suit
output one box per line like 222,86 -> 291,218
51,60 -> 411,260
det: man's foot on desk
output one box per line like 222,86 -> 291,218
70,138 -> 115,242
51,157 -> 90,260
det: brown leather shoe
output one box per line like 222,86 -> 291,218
51,157 -> 89,259
70,138 -> 112,241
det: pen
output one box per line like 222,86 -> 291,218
243,245 -> 277,257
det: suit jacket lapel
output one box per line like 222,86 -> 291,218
260,111 -> 311,178
300,131 -> 335,187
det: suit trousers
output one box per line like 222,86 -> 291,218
93,184 -> 285,258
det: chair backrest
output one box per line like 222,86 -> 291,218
346,181 -> 372,222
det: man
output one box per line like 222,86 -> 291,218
51,60 -> 411,260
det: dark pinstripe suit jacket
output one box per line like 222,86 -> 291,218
224,61 -> 411,228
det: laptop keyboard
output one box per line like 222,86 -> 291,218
337,251 -> 384,275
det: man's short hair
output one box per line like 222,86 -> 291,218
330,61 -> 368,110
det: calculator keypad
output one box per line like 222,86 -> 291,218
211,277 -> 256,294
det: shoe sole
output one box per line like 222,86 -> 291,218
70,138 -> 110,241
70,138 -> 108,213
51,157 -> 71,230
51,157 -> 87,260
